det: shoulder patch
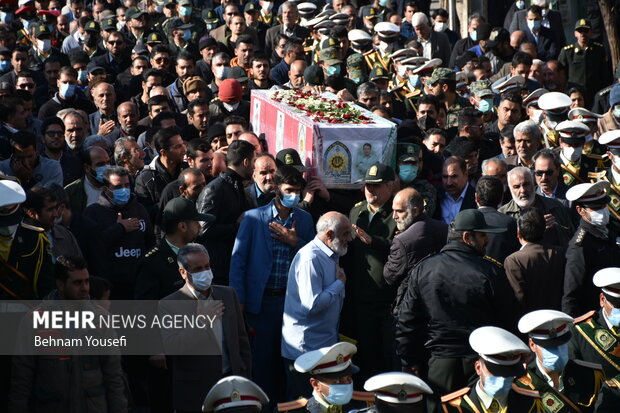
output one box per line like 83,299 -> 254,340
352,391 -> 375,402
572,359 -> 603,370
483,255 -> 503,267
145,247 -> 159,258
354,201 -> 365,207
575,227 -> 587,245
511,384 -> 540,398
277,398 -> 308,411
574,310 -> 597,324
594,42 -> 604,47
606,378 -> 620,388
563,44 -> 573,50
440,387 -> 470,402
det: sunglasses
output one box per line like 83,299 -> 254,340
155,57 -> 169,63
107,40 -> 124,45
534,169 -> 555,177
45,130 -> 64,137
18,83 -> 35,89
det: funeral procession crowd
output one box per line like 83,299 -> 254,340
4,0 -> 620,411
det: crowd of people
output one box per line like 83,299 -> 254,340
1,0 -> 620,411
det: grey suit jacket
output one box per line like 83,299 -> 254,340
509,9 -> 566,47
160,283 -> 251,411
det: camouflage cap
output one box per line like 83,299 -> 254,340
346,53 -> 365,79
319,47 -> 342,65
427,67 -> 455,85
319,36 -> 341,51
469,79 -> 493,98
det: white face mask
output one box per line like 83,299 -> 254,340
378,41 -> 390,52
213,66 -> 225,80
562,146 -> 582,162
589,207 -> 610,227
262,1 -> 273,12
396,65 -> 407,77
37,39 -> 52,53
434,22 -> 447,32
531,109 -> 543,124
222,101 -> 240,112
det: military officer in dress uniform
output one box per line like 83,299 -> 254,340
349,30 -> 373,55
202,375 -> 269,413
523,88 -> 548,123
362,372 -> 433,413
441,326 -> 545,413
538,92 -> 572,148
491,75 -> 526,100
389,56 -> 426,115
363,22 -> 399,72
567,107 -> 609,171
515,310 -> 605,413
562,182 -> 620,317
597,130 -> 620,234
412,58 -> 442,97
558,19 -> 612,107
278,342 -> 375,413
553,120 -> 599,188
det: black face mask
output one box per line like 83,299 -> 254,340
418,115 -> 437,131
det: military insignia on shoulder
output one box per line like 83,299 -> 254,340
483,255 -> 503,267
595,329 -> 616,351
440,387 -> 470,402
574,310 -> 596,324
606,377 -> 620,388
563,44 -> 572,50
355,201 -> 364,207
145,247 -> 159,257
588,171 -> 607,179
575,228 -> 586,245
573,359 -> 603,370
541,392 -> 564,412
277,398 -> 308,412
511,385 -> 539,398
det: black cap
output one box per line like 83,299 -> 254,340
84,20 -> 100,32
453,209 -> 506,233
101,17 -> 117,30
455,51 -> 477,69
162,197 -> 215,225
304,65 -> 324,86
132,41 -> 148,55
202,8 -> 219,23
207,122 -> 226,143
87,61 -> 105,74
362,7 -> 378,19
476,23 -> 492,41
126,6 -> 147,20
33,23 -> 51,38
244,2 -> 259,13
486,27 -> 509,48
357,163 -> 395,184
199,36 -> 217,51
146,31 -> 164,44
276,148 -> 307,172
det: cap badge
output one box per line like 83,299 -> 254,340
369,8 -> 376,15
153,34 -> 158,40
369,165 -> 378,176
168,257 -> 174,263
328,38 -> 336,46
397,389 -> 407,402
39,25 -> 45,31
578,115 -> 584,120
284,154 -> 294,165
336,354 -> 344,364
377,68 -> 383,75
231,390 -> 241,402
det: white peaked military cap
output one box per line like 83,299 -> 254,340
518,310 -> 573,346
374,22 -> 399,34
297,2 -> 317,12
295,342 -> 359,376
565,181 -> 610,204
568,107 -> 603,124
391,48 -> 417,61
364,372 -> 432,404
412,58 -> 442,75
330,13 -> 349,25
456,71 -> 468,88
538,91 -> 572,111
522,88 -> 548,108
556,120 -> 590,144
492,75 -> 525,95
598,130 -> 620,149
0,179 -> 26,207
593,268 -> 620,298
348,29 -> 372,42
469,326 -> 529,377
202,376 -> 269,412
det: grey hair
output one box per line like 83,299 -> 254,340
357,82 -> 380,97
316,213 -> 346,235
177,243 -> 209,269
507,166 -> 534,185
282,1 -> 298,11
114,136 -> 137,165
481,158 -> 507,175
514,120 -> 542,141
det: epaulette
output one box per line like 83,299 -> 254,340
563,44 -> 573,50
575,227 -> 587,245
144,247 -> 159,258
440,387 -> 470,402
354,201 -> 365,207
594,42 -> 604,47
574,310 -> 597,324
598,85 -> 613,96
511,385 -> 540,398
210,97 -> 221,104
363,49 -> 375,57
483,255 -> 503,267
352,391 -> 375,403
515,373 -> 535,389
20,222 -> 45,232
605,377 -> 620,388
277,398 -> 308,412
573,359 -> 603,370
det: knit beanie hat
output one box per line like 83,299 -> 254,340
218,79 -> 242,103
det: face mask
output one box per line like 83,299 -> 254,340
585,133 -> 594,143
562,146 -> 582,162
608,307 -> 620,326
78,69 -> 88,83
0,11 -> 13,23
477,98 -> 493,114
262,1 -> 273,12
351,77 -> 363,84
59,83 -> 76,99
93,165 -> 110,183
483,375 -> 513,400
206,23 -> 217,31
589,207 -> 610,227
469,30 -> 477,42
281,193 -> 300,208
190,269 -> 213,290
408,75 -> 420,88
222,101 -> 240,112
378,35 -> 396,44
531,109 -> 543,123
179,6 -> 192,17
78,32 -> 85,41
183,29 -> 192,41
527,20 -> 542,32
540,344 -> 569,372
613,106 -> 620,119
37,39 -> 51,53
155,5 -> 164,13
323,383 -> 353,405
396,65 -> 407,77
116,21 -> 126,30
0,60 -> 10,73
214,66 -> 225,80
378,0 -> 388,7
111,187 -> 131,205
326,65 -> 341,76
399,164 -> 418,183
22,19 -> 33,31
434,22 -> 447,32
516,0 -> 525,9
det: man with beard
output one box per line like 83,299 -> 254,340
104,102 -> 146,147
166,51 -> 197,113
184,98 -> 210,140
383,188 -> 448,315
249,54 -> 275,90
499,166 -> 573,248
246,153 -> 277,208
396,209 -> 518,411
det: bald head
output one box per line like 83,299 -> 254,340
392,188 -> 423,231
510,30 -> 525,49
118,102 -> 138,134
239,132 -> 261,153
288,59 -> 307,89
316,211 -> 352,256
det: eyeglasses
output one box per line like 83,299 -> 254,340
45,130 -> 64,137
107,40 -> 124,45
17,83 -> 35,89
534,169 -> 555,177
154,57 -> 169,63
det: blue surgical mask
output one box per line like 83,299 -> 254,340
183,29 -> 192,41
281,193 -> 300,208
93,165 -> 110,183
0,60 -> 10,73
78,69 -> 88,84
613,106 -> 620,119
608,307 -> 620,327
398,164 -> 418,183
351,77 -> 363,84
482,375 -> 513,400
179,6 -> 192,17
540,344 -> 569,372
477,98 -> 493,114
112,187 -> 131,205
59,83 -> 76,99
190,269 -> 213,290
470,30 -> 477,42
527,20 -> 541,32
378,0 -> 388,7
326,65 -> 341,77
22,19 -> 33,31
408,74 -> 420,87
0,11 -> 13,23
155,5 -> 164,13
516,0 -> 525,9
323,383 -> 353,405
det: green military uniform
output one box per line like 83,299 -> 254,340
446,95 -> 472,129
363,48 -> 391,71
441,384 -> 546,413
554,149 -> 600,187
389,78 -> 422,115
541,120 -> 561,148
278,391 -> 375,413
164,16 -> 206,43
592,167 -> 620,235
514,360 -> 605,413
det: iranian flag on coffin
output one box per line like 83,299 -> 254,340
251,89 -> 397,189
